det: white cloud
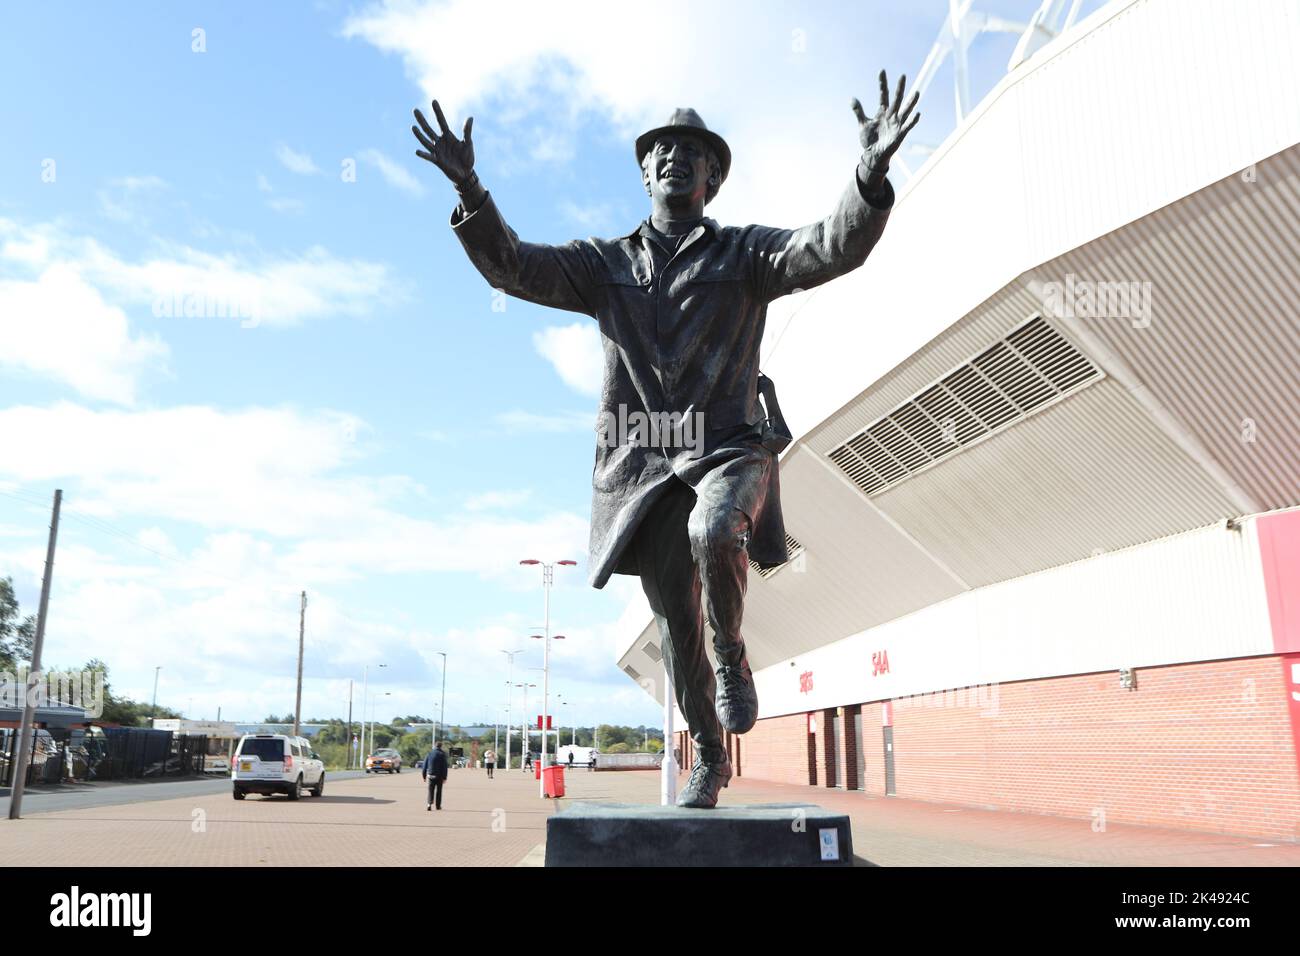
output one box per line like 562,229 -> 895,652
531,322 -> 603,397
494,409 -> 593,433
358,148 -> 427,196
463,489 -> 532,511
111,175 -> 169,192
0,264 -> 168,404
558,200 -> 618,233
0,402 -> 591,575
256,173 -> 274,193
266,196 -> 306,215
0,217 -> 402,335
276,143 -> 322,175
97,175 -> 170,225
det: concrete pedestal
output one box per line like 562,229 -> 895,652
544,802 -> 854,867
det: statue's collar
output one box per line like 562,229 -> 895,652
624,217 -> 720,242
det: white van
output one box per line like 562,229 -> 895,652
231,734 -> 325,800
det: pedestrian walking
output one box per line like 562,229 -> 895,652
524,751 -> 533,772
484,748 -> 496,779
588,751 -> 596,772
422,741 -> 449,810
567,750 -> 574,769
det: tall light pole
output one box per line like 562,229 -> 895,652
503,681 -> 513,769
150,666 -> 161,723
362,663 -> 387,762
499,649 -> 522,766
366,691 -> 391,763
516,680 -> 537,771
8,488 -> 61,821
434,651 -> 447,746
530,634 -> 565,783
520,559 -> 576,796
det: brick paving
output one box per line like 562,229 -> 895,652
3,765 -> 1298,866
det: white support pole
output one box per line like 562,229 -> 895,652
540,565 -> 550,798
661,667 -> 676,806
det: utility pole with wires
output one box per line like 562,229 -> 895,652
293,591 -> 305,737
8,489 -> 62,821
346,679 -> 354,769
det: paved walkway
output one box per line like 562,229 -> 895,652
2,767 -> 1296,866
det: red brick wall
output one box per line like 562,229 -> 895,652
740,656 -> 1300,840
839,705 -> 861,791
815,710 -> 836,788
735,712 -> 812,786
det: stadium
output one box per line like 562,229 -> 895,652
617,0 -> 1300,839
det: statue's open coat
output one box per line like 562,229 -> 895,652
451,175 -> 894,588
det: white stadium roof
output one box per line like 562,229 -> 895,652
619,0 -> 1300,702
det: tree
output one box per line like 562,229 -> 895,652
0,576 -> 37,672
606,742 -> 631,754
72,658 -> 180,727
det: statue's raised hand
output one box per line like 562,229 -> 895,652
412,100 -> 475,185
851,71 -> 920,174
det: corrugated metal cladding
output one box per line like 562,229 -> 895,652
869,379 -> 1239,588
738,447 -> 966,668
826,317 -> 1104,497
1013,0 -> 1300,266
764,0 -> 1300,439
791,143 -> 1300,595
1040,146 -> 1300,512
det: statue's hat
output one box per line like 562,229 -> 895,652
635,109 -> 731,201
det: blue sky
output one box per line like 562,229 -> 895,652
0,0 -> 1102,729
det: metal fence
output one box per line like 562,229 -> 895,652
0,727 -> 210,787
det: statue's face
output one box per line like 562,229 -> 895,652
644,132 -> 716,207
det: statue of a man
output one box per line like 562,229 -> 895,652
413,73 -> 918,808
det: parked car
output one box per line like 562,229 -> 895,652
205,755 -> 231,774
365,748 -> 402,774
231,734 -> 325,800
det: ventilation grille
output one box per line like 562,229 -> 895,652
623,665 -> 641,682
641,641 -> 662,663
750,532 -> 805,579
827,316 -> 1101,496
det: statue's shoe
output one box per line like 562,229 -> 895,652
715,660 -> 758,733
676,757 -> 732,809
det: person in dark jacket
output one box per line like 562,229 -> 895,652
422,741 -> 449,810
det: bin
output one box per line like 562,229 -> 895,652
543,764 -> 565,798
534,761 -> 541,780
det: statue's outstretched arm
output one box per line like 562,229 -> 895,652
414,100 -> 598,316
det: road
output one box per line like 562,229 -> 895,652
0,771 -> 368,817
3,767 -> 1297,866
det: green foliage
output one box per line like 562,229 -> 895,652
50,658 -> 181,727
0,576 -> 37,672
606,742 -> 631,754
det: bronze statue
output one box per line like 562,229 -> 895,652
414,73 -> 918,808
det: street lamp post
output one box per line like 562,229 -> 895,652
516,679 -> 537,771
499,650 -> 523,769
434,652 -> 447,746
366,691 -> 391,767
362,664 -> 388,764
150,666 -> 161,723
514,676 -> 535,775
520,559 -> 576,797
